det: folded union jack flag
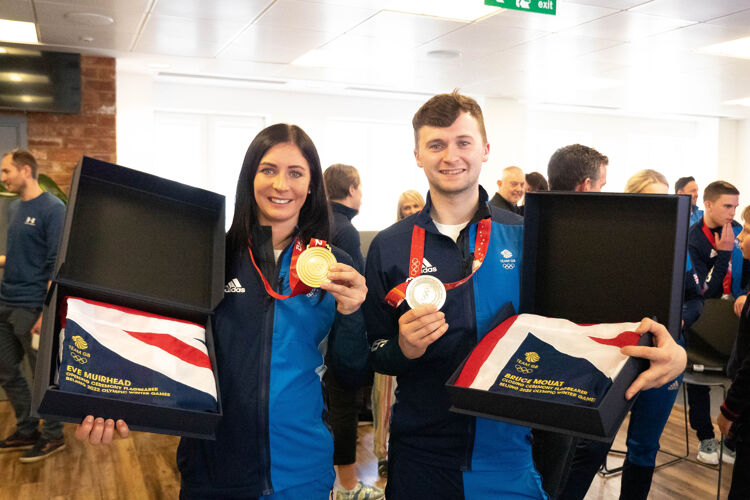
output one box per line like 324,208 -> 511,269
455,314 -> 641,407
57,297 -> 218,411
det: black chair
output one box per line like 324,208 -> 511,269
600,298 -> 738,500
681,298 -> 738,500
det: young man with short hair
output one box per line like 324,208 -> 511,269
687,180 -> 749,464
363,92 -> 686,499
0,149 -> 66,462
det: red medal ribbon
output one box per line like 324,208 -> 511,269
701,218 -> 732,295
248,237 -> 329,300
385,218 -> 492,308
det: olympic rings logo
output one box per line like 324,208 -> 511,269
503,263 -> 515,270
71,354 -> 88,364
410,258 -> 421,275
515,365 -> 533,374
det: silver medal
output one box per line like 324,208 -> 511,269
405,274 -> 446,310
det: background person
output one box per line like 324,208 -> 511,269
717,204 -> 750,500
525,172 -> 549,193
687,180 -> 749,465
490,165 -> 525,215
323,163 -> 383,500
676,176 -> 703,227
0,149 -> 66,463
395,190 -> 425,221
75,124 -> 370,500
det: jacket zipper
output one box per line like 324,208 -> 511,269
457,223 -> 477,471
257,264 -> 281,495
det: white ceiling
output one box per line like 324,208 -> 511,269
3,0 -> 750,118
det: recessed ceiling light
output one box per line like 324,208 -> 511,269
723,97 -> 750,107
0,46 -> 42,56
699,36 -> 750,59
384,0 -> 501,22
0,94 -> 53,104
426,49 -> 461,60
64,12 -> 114,26
0,72 -> 50,84
0,19 -> 38,44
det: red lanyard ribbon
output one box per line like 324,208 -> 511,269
701,219 -> 732,295
248,237 -> 328,300
385,218 -> 492,307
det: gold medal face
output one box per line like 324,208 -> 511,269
297,246 -> 337,288
405,274 -> 446,310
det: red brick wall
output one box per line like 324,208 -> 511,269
1,55 -> 116,195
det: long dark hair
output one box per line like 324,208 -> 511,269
227,123 -> 330,254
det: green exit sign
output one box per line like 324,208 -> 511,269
485,0 -> 556,15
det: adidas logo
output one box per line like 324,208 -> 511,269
421,258 -> 437,273
24,217 -> 36,226
667,380 -> 679,391
224,278 -> 245,293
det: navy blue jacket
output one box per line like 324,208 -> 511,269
177,226 -> 368,498
688,219 -> 749,299
363,187 -> 536,473
330,202 -> 364,273
723,295 -> 750,433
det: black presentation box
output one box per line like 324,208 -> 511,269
447,192 -> 690,441
31,156 -> 226,439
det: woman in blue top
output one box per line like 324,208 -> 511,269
76,124 -> 370,500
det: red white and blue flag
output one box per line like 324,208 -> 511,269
455,314 -> 641,407
57,297 -> 217,411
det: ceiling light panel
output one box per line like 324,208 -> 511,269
219,23 -> 333,63
630,0 -> 750,24
723,97 -> 750,107
0,19 -> 38,44
344,10 -> 464,47
153,0 -> 271,22
382,0 -> 501,22
566,11 -> 695,42
699,36 -> 750,60
256,0 -> 377,33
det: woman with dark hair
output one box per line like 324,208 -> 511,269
75,124 -> 370,500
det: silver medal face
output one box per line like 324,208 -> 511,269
405,274 -> 446,310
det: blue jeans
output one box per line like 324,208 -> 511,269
0,305 -> 63,440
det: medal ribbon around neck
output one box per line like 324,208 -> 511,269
385,218 -> 492,308
248,237 -> 330,300
701,219 -> 732,295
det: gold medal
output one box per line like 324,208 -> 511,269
296,244 -> 337,288
405,275 -> 446,310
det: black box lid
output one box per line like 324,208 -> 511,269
55,157 -> 225,314
521,192 -> 690,337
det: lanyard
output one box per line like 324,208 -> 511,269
385,218 -> 492,308
701,219 -> 732,295
247,237 -> 329,300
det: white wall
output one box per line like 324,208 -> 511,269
117,71 -> 749,230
